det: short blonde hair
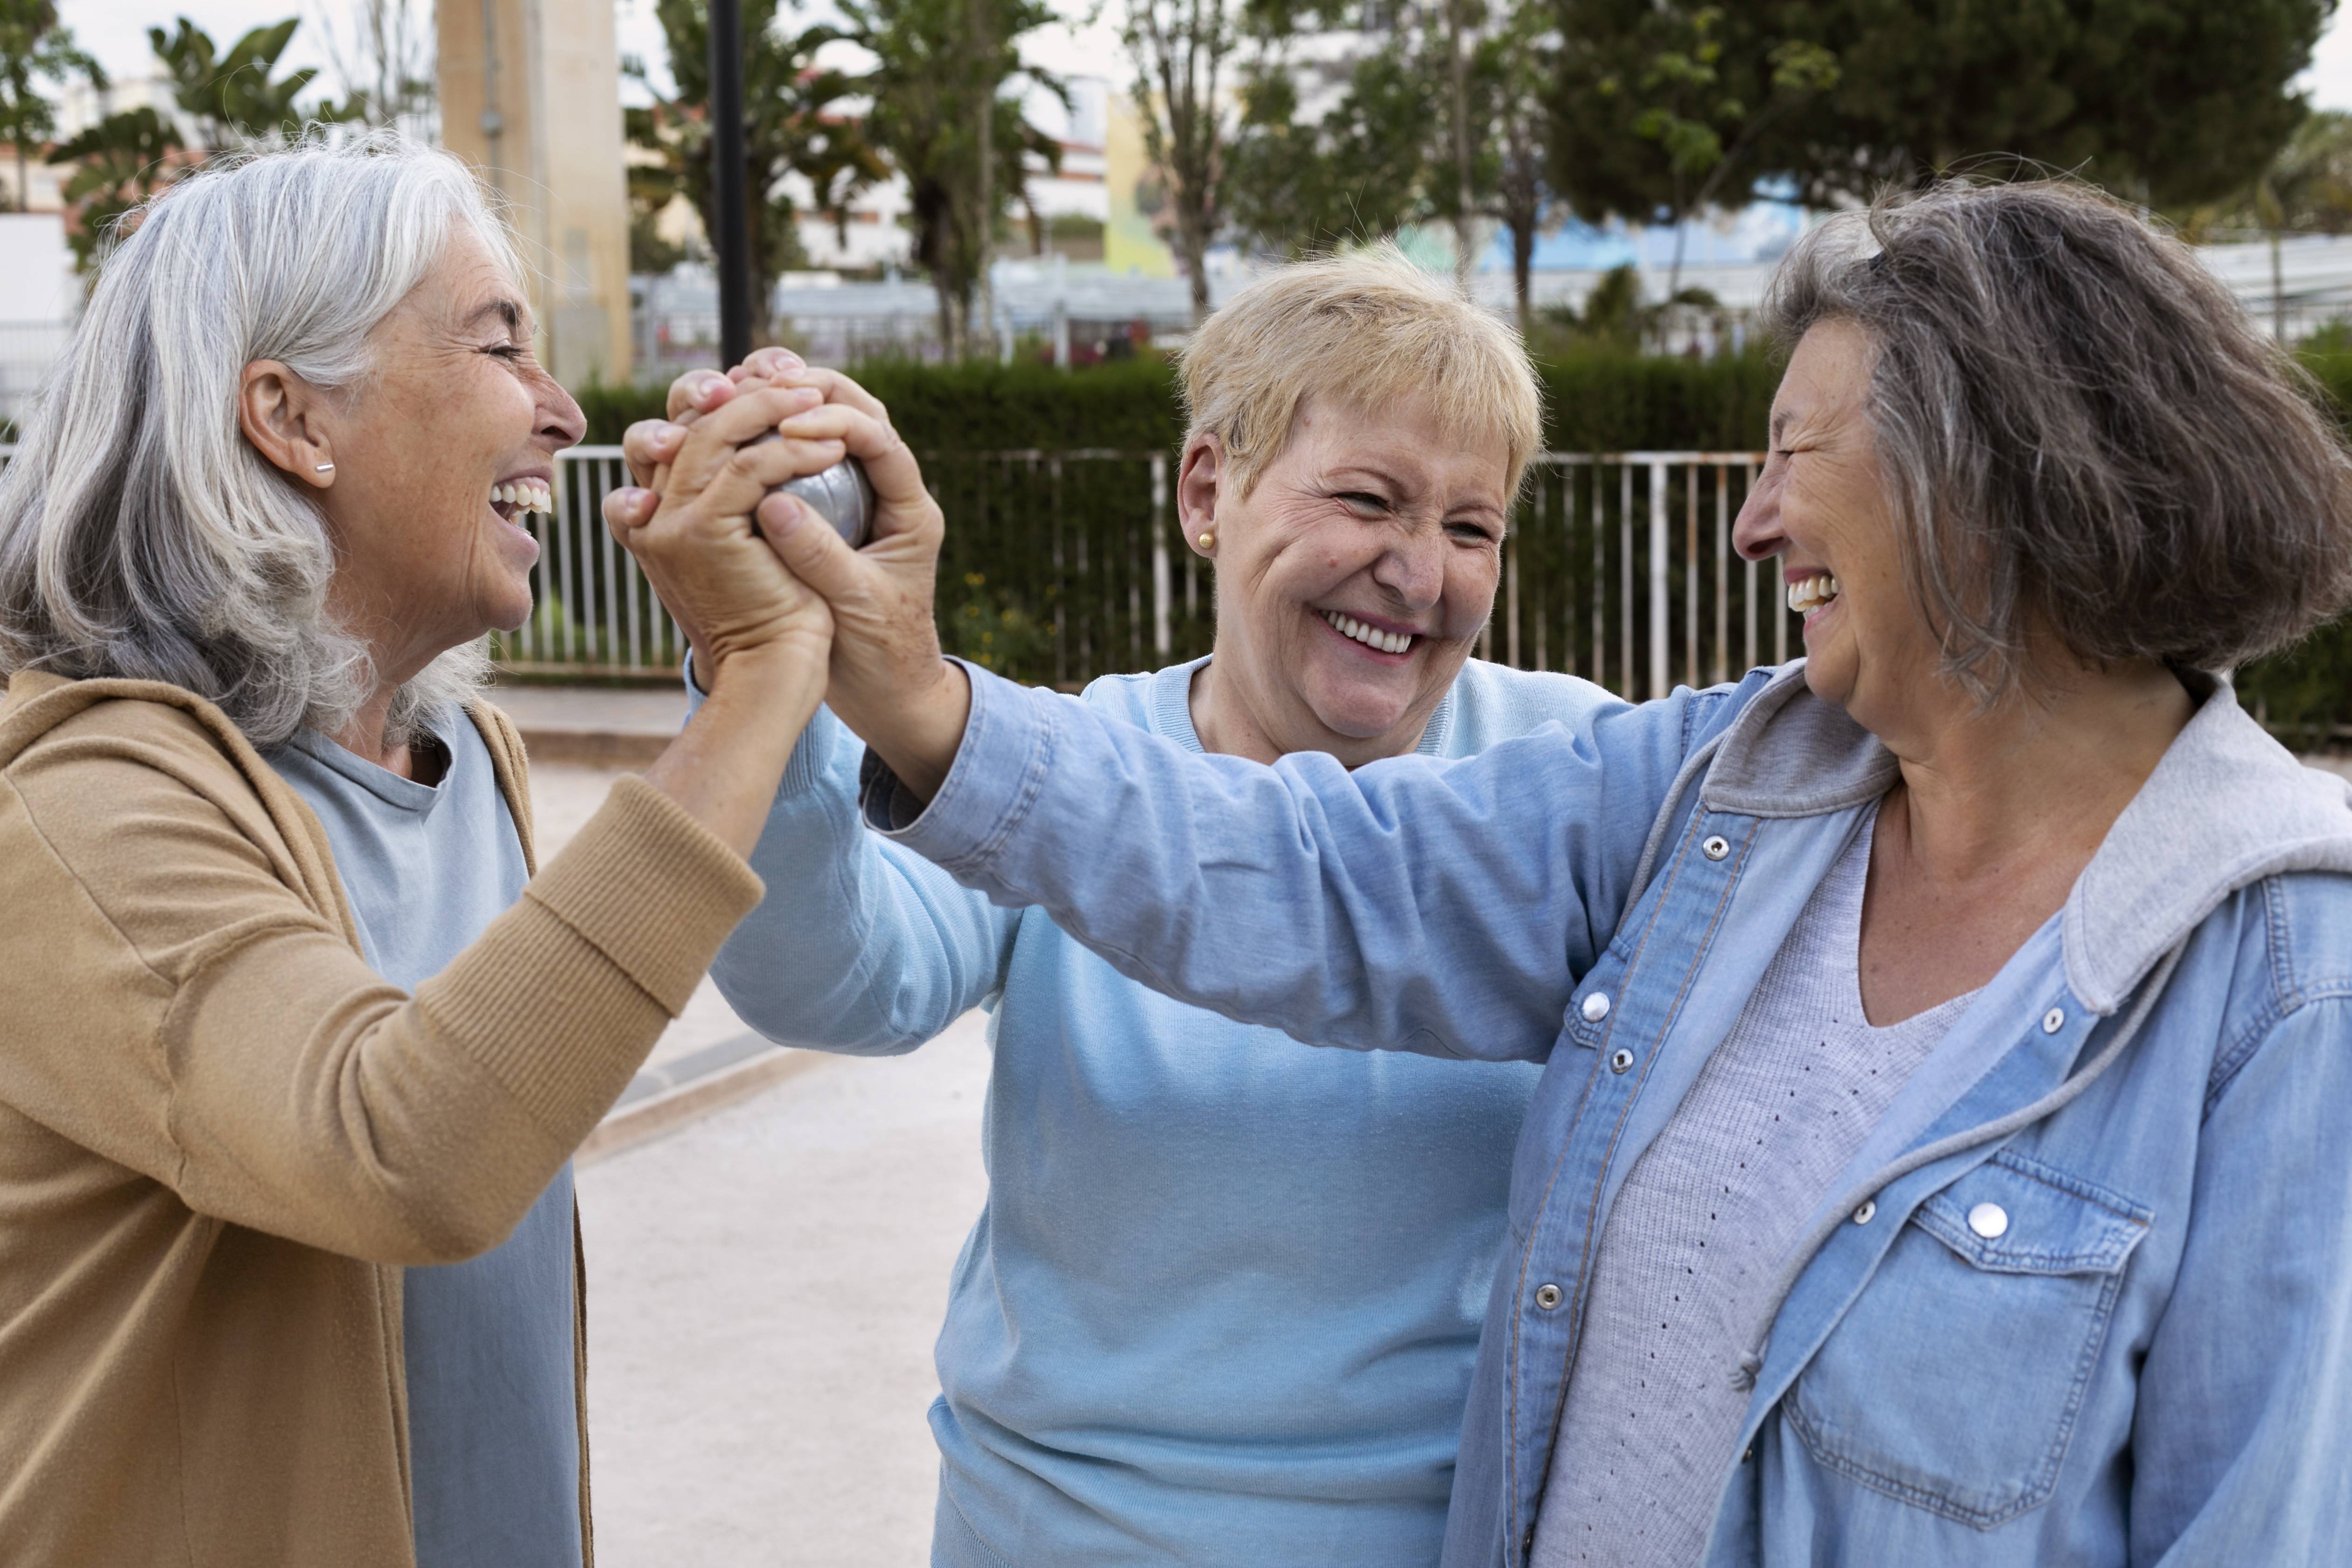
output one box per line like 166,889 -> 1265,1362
1178,245 -> 1544,503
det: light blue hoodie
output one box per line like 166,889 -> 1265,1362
707,658 -> 1617,1565
870,658 -> 2352,1568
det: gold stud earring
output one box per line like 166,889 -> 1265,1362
1197,530 -> 1215,550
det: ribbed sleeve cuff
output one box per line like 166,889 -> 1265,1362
525,775 -> 764,1011
862,659 -> 1053,877
421,776 -> 764,1134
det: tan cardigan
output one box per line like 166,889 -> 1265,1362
0,671 -> 761,1567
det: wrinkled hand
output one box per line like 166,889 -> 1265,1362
604,375 -> 839,680
607,347 -> 812,494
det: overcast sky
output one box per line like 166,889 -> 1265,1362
53,1 -> 2352,125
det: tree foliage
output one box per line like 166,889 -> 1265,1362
1225,34 -> 1435,256
842,0 -> 1062,355
625,0 -> 882,341
1552,0 -> 2330,229
0,0 -> 99,212
1124,0 -> 1243,321
44,17 -> 327,273
148,17 -> 318,151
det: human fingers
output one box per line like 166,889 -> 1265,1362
621,417 -> 688,489
728,346 -> 806,385
664,367 -> 740,422
771,364 -> 889,423
664,384 -> 832,503
603,483 -> 658,538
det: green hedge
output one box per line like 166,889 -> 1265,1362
2234,345 -> 2352,738
575,348 -> 1779,455
579,347 -> 2348,735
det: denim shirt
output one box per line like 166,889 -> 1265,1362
868,659 -> 2352,1568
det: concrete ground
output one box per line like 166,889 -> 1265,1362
527,756 -> 986,1565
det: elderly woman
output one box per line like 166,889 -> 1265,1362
734,179 -> 2352,1565
0,137 -> 840,1565
606,252 -> 1615,1563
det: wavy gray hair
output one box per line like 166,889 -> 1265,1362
0,131 -> 525,748
1763,177 -> 2352,701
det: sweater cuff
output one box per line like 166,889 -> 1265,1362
522,774 -> 764,1012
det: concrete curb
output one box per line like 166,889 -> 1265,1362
582,1030 -> 833,1166
517,727 -> 671,767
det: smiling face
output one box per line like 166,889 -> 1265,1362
1186,393 -> 1509,764
304,230 -> 585,685
1733,318 -> 1947,736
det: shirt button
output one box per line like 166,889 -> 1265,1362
1610,1048 -> 1635,1074
1535,1283 -> 1563,1310
1701,834 -> 1731,861
1581,991 -> 1612,1023
1852,1199 -> 1877,1225
1968,1202 -> 2010,1239
2043,1007 -> 2065,1034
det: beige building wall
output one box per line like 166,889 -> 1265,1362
439,0 -> 633,386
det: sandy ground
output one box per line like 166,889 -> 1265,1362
526,755 -> 986,1565
577,1016 -> 989,1567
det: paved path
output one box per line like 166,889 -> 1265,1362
526,751 -> 986,1562
578,1012 -> 989,1567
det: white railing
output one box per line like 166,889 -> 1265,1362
0,441 -> 1788,696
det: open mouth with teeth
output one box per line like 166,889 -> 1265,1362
491,480 -> 553,520
1319,608 -> 1418,656
1787,572 -> 1840,616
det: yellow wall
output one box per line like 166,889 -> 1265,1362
1103,94 -> 1176,279
438,0 -> 633,386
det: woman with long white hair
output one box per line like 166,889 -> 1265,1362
0,133 -> 834,1566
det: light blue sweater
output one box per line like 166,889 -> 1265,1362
709,657 -> 1617,1566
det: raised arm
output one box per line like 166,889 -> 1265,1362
701,694 -> 1020,1055
855,660 -> 1715,1060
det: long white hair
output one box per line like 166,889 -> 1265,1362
0,130 -> 527,747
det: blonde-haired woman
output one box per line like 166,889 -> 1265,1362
607,250 -> 1598,1563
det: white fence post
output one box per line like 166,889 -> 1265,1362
1150,451 -> 1171,660
1648,458 -> 1669,700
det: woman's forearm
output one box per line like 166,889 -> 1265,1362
643,639 -> 831,859
831,658 -> 970,807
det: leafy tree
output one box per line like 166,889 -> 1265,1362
1559,0 -> 2329,235
1548,3 -> 1834,299
625,0 -> 881,341
148,17 -> 318,151
44,17 -> 326,273
843,0 -> 1061,356
1124,0 -> 1244,323
1475,0 -> 1554,333
1225,36 -> 1432,257
0,0 -> 100,212
47,106 -> 182,270
1783,0 -> 2326,208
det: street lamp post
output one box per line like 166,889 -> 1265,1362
709,0 -> 752,367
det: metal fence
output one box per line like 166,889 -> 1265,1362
515,447 -> 1792,697
0,441 -> 1793,696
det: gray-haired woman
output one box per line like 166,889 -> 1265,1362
757,178 -> 2352,1564
0,136 -> 836,1565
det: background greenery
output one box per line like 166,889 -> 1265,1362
577,346 -> 1782,453
581,344 -> 2352,733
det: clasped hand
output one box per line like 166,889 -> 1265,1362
602,350 -> 972,799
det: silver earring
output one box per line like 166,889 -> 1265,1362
314,462 -> 334,474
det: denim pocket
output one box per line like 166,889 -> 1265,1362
1784,1149 -> 2153,1528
